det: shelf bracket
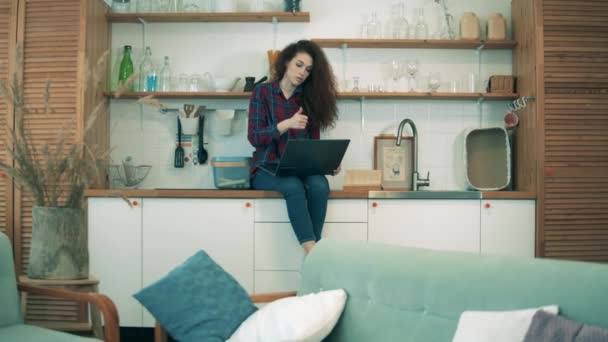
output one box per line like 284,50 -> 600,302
341,43 -> 348,92
360,96 -> 366,131
477,96 -> 485,127
137,17 -> 148,50
476,43 -> 484,93
272,16 -> 278,50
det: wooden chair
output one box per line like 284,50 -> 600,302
154,291 -> 297,342
0,232 -> 120,342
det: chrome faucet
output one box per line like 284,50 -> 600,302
396,118 -> 430,191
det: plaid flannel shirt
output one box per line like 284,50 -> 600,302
248,81 -> 320,175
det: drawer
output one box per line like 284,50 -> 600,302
254,271 -> 301,293
255,199 -> 367,223
255,222 -> 368,271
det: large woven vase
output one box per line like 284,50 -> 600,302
27,206 -> 89,279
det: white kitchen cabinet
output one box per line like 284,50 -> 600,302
255,199 -> 367,223
368,199 -> 481,253
481,200 -> 535,257
142,198 -> 254,327
88,197 -> 143,327
255,271 -> 301,293
254,199 -> 368,292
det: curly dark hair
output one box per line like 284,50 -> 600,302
273,40 -> 338,130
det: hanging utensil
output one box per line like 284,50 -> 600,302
174,116 -> 185,168
183,104 -> 195,118
197,114 -> 208,165
193,105 -> 205,118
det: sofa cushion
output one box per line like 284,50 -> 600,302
298,239 -> 608,342
524,310 -> 608,342
0,324 -> 99,341
228,289 -> 347,342
0,233 -> 22,327
451,305 -> 558,342
133,250 -> 257,341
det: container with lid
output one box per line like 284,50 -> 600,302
487,13 -> 507,40
211,157 -> 251,189
460,12 -> 480,40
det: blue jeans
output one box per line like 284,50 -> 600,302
252,170 -> 330,244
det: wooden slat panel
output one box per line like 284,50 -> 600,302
0,0 -> 15,239
15,0 -> 84,328
512,0 -> 539,193
539,0 -> 608,262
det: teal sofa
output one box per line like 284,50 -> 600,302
0,233 -> 120,342
298,239 -> 608,342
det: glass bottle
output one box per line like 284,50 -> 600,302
139,46 -> 157,92
414,8 -> 429,39
367,11 -> 381,39
159,56 -> 172,92
118,45 -> 134,91
397,2 -> 410,39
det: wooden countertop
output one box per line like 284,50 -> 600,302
84,189 -> 536,200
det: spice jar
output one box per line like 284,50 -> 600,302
460,12 -> 480,40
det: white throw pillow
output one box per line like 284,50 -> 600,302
228,289 -> 347,342
452,305 -> 559,342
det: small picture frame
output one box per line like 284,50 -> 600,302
373,135 -> 415,190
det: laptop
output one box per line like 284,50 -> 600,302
259,139 -> 350,177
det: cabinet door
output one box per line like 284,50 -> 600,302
88,197 -> 143,327
142,198 -> 254,327
255,199 -> 367,223
255,222 -> 367,272
368,200 -> 480,253
481,200 -> 535,257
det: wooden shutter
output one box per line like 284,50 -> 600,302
541,0 -> 608,262
0,0 -> 16,240
15,0 -> 83,328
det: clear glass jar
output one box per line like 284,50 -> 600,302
112,0 -> 131,13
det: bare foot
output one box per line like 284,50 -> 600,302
302,241 -> 316,255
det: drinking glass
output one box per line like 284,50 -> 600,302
388,60 -> 403,92
351,76 -> 360,92
405,59 -> 419,92
428,72 -> 441,92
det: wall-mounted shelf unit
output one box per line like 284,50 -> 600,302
312,38 -> 517,50
106,12 -> 310,23
105,91 -> 518,100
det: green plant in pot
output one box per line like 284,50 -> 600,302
0,49 -> 132,280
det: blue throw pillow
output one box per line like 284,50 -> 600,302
133,250 -> 257,341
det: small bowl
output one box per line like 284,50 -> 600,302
214,77 -> 239,92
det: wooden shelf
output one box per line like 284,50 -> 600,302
106,12 -> 310,23
312,38 -> 517,50
105,91 -> 519,100
337,92 -> 519,100
105,91 -> 252,99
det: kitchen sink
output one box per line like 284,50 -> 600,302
368,190 -> 481,200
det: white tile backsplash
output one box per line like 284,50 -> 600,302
109,0 -> 514,190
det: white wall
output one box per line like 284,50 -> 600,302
108,0 -> 513,190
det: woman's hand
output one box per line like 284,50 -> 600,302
289,107 -> 308,130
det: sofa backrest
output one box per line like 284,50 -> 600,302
299,239 -> 608,342
0,233 -> 22,327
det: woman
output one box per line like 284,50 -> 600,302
248,40 -> 339,255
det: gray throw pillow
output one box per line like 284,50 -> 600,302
133,250 -> 257,342
524,310 -> 608,342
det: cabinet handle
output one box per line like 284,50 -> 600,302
372,202 -> 378,208
132,200 -> 139,207
484,203 -> 491,209
546,168 -> 553,176
245,202 -> 252,208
